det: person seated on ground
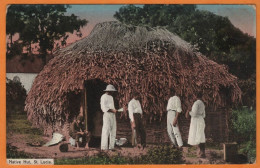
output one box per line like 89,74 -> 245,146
69,115 -> 91,149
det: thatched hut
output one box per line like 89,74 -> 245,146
25,21 -> 241,145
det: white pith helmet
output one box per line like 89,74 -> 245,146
104,84 -> 117,92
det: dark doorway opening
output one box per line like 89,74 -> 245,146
84,79 -> 107,148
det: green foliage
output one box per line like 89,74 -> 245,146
6,41 -> 24,59
139,145 -> 184,164
55,152 -> 129,165
231,107 -> 255,141
55,145 -> 184,164
7,144 -> 31,158
114,5 -> 196,27
6,112 -> 45,159
6,78 -> 27,114
7,113 -> 45,146
114,5 -> 255,79
238,74 -> 256,108
231,107 -> 256,162
114,5 -> 256,107
238,141 -> 256,163
6,5 -> 88,64
7,113 -> 43,135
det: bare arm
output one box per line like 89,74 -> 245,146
128,100 -> 135,129
185,111 -> 190,119
108,109 -> 117,113
173,112 -> 179,126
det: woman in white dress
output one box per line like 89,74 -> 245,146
186,92 -> 206,158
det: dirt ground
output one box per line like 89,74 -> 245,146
7,133 -> 226,164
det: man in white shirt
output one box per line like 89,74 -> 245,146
166,92 -> 183,148
100,84 -> 118,150
186,92 -> 206,158
128,92 -> 146,149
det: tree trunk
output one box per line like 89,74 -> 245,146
29,43 -> 32,54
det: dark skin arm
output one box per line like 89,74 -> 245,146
108,109 -> 117,113
185,111 -> 190,119
131,121 -> 135,129
173,112 -> 179,127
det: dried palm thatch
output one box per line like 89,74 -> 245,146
25,21 -> 241,130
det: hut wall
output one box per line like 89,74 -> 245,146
116,108 -> 229,144
42,107 -> 229,144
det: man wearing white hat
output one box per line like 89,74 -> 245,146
100,84 -> 118,150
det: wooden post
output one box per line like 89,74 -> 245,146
80,91 -> 84,116
223,142 -> 238,162
84,86 -> 88,131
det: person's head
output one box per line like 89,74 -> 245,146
76,115 -> 84,124
169,88 -> 176,96
104,84 -> 117,95
133,92 -> 140,100
197,92 -> 203,99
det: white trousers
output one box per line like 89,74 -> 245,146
101,112 -> 116,150
167,110 -> 183,147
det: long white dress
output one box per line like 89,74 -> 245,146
188,99 -> 206,145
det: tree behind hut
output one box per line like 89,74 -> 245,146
6,5 -> 88,65
114,4 -> 256,108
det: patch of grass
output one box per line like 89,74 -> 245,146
7,113 -> 46,154
209,151 -> 222,159
7,113 -> 43,135
7,144 -> 31,159
206,142 -> 222,150
55,145 -> 185,165
186,146 -> 197,158
55,152 -> 129,165
186,152 -> 197,158
139,145 -> 184,164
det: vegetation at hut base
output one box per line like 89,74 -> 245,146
55,152 -> 129,165
55,145 -> 184,164
114,4 -> 256,108
140,145 -> 184,164
230,107 -> 256,163
6,5 -> 88,64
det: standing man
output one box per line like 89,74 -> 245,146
100,84 -> 118,150
166,92 -> 183,148
186,92 -> 206,158
69,115 -> 91,149
128,92 -> 146,149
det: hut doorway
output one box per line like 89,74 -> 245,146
82,79 -> 107,147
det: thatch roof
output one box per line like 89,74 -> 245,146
25,21 -> 241,126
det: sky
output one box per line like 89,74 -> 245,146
6,5 -> 256,49
65,4 -> 256,44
